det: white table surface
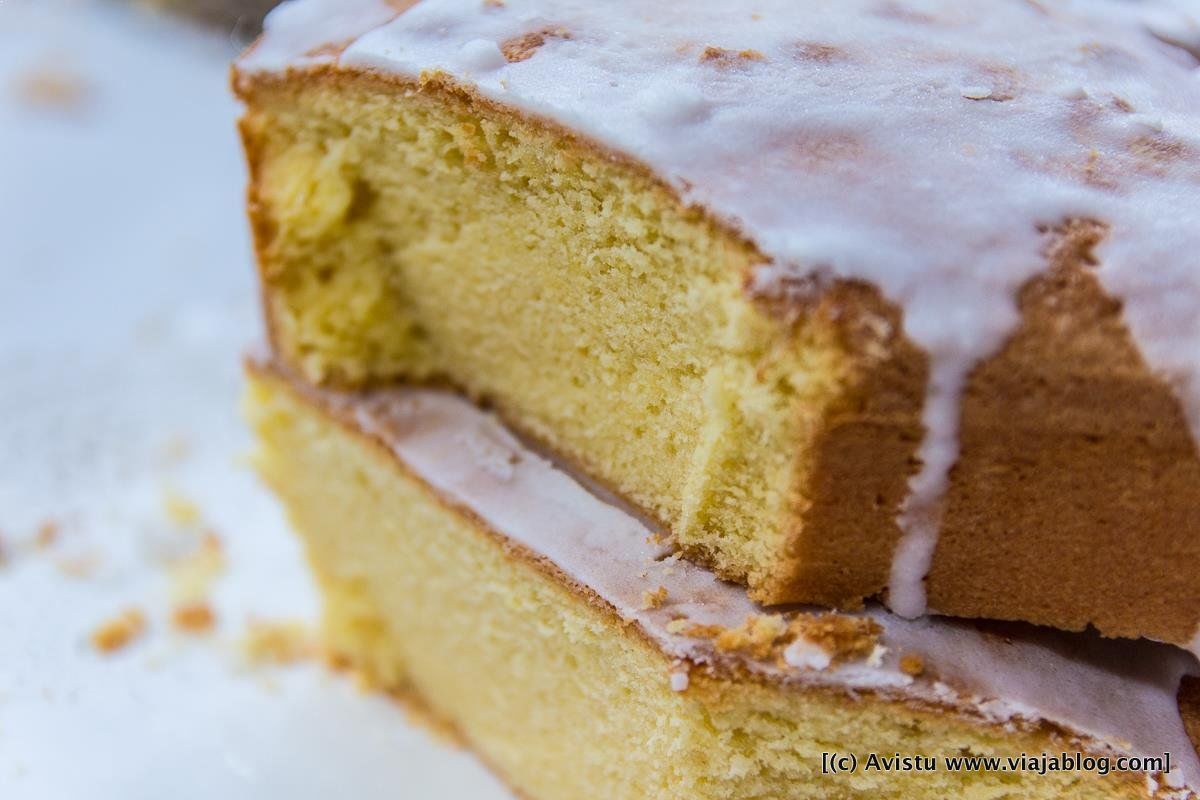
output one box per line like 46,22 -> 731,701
0,2 -> 509,797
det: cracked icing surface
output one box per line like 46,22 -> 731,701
276,367 -> 1200,797
239,0 -> 1200,621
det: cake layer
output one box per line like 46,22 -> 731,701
246,359 -> 1200,800
233,0 -> 1200,649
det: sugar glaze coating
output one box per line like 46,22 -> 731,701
241,0 -> 1200,625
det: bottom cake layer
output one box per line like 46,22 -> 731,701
244,361 -> 1199,800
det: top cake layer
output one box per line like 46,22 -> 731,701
238,0 -> 1200,628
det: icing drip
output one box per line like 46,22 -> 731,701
888,364 -> 967,617
240,0 -> 1200,628
243,0 -> 402,69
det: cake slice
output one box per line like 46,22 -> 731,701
245,358 -> 1199,800
233,0 -> 1200,649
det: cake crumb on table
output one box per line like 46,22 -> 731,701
162,489 -> 202,527
34,519 -> 60,550
172,602 -> 217,634
167,530 -> 226,603
159,435 -> 191,465
55,553 -> 101,579
239,619 -> 318,665
12,66 -> 90,111
91,609 -> 147,653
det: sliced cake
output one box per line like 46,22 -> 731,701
245,358 -> 1199,800
233,0 -> 1200,649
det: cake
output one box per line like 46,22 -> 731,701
232,0 -> 1200,649
245,359 -> 1200,800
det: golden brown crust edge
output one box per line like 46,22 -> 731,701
928,222 -> 1200,645
770,219 -> 1200,647
761,281 -> 928,609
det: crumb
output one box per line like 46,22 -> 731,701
483,0 -> 505,6
239,619 -> 317,665
0,532 -> 8,567
162,489 -> 201,527
640,586 -> 668,610
900,652 -> 926,677
167,530 -> 226,604
201,530 -> 223,554
867,643 -> 888,668
500,26 -> 570,63
669,666 -> 690,692
715,614 -> 788,659
665,618 -> 724,638
13,66 -> 90,111
172,602 -> 216,634
700,46 -> 765,66
665,611 -> 883,667
324,650 -> 353,671
55,553 -> 100,579
91,609 -> 147,653
34,519 -> 60,550
787,613 -> 883,663
783,637 -> 832,670
160,435 -> 191,465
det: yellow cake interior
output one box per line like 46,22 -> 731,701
239,71 -> 866,601
244,367 -> 1150,800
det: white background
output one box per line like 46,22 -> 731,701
0,2 -> 508,797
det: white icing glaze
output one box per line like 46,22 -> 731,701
783,638 -> 833,671
298,373 -> 1200,796
239,0 -> 1200,623
241,0 -> 402,71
